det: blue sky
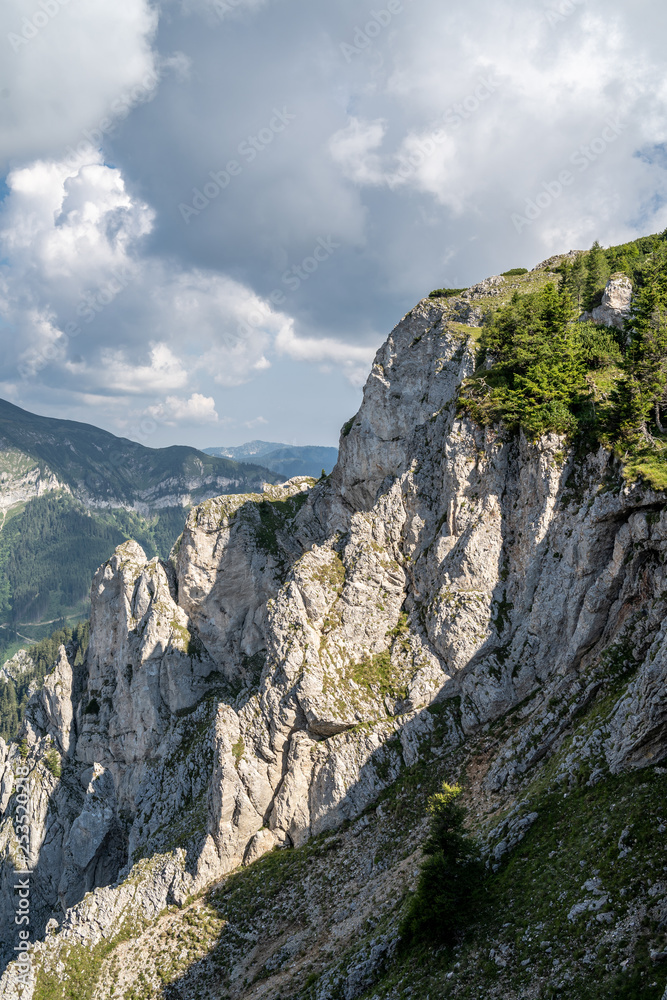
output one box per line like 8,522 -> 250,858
1,0 -> 667,448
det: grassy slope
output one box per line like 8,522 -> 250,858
32,673 -> 667,1000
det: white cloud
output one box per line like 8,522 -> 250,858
93,343 -> 189,396
147,392 -> 219,425
328,117 -> 387,186
0,0 -> 158,167
275,323 -> 376,388
0,155 -> 292,397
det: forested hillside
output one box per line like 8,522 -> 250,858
0,622 -> 89,742
459,231 -> 667,488
0,494 -> 185,644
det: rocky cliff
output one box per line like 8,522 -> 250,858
1,263 -> 666,1000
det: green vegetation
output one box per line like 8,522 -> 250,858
311,552 -> 345,593
231,737 -> 245,767
34,917 -> 148,1000
399,783 -> 485,945
0,494 -> 186,658
348,649 -> 408,702
460,282 -> 617,437
429,287 -> 467,299
500,267 -> 529,276
371,763 -> 667,1000
252,491 -> 310,560
44,746 -> 62,778
0,621 -> 89,741
459,232 -> 667,489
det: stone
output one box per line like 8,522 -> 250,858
2,262 -> 667,994
585,274 -> 633,329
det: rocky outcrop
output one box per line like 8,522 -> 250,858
0,649 -> 35,685
1,263 -> 666,996
0,451 -> 69,514
584,273 -> 633,328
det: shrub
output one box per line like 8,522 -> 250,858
45,748 -> 62,778
399,783 -> 485,945
501,267 -> 528,276
428,287 -> 467,299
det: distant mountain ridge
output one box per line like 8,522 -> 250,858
0,398 -> 278,512
0,399 -> 280,657
204,440 -> 338,480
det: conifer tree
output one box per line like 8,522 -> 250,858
621,246 -> 667,441
584,240 -> 610,311
400,783 -> 485,944
559,254 -> 587,309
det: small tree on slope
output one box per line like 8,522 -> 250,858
400,783 -> 485,945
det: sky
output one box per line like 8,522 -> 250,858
1,0 -> 667,449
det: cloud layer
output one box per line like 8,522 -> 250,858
2,0 -> 667,447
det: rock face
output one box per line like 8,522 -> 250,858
0,265 -> 666,995
588,273 -> 633,328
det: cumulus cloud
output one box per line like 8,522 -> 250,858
0,0 -> 158,168
4,0 -> 667,448
275,323 -> 375,388
0,154 -> 306,425
147,392 -> 219,424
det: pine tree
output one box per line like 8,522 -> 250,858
559,254 -> 587,310
621,247 -> 667,441
399,783 -> 485,944
584,240 -> 610,311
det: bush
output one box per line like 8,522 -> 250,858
501,267 -> 528,276
428,287 -> 467,299
399,783 -> 485,945
45,748 -> 62,778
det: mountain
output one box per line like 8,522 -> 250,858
204,440 -> 339,480
2,235 -> 667,1000
0,400 -> 279,657
0,398 -> 279,511
204,439 -> 285,460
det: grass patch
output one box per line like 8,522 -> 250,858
348,650 -> 409,702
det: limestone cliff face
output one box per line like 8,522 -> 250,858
1,270 -> 666,995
